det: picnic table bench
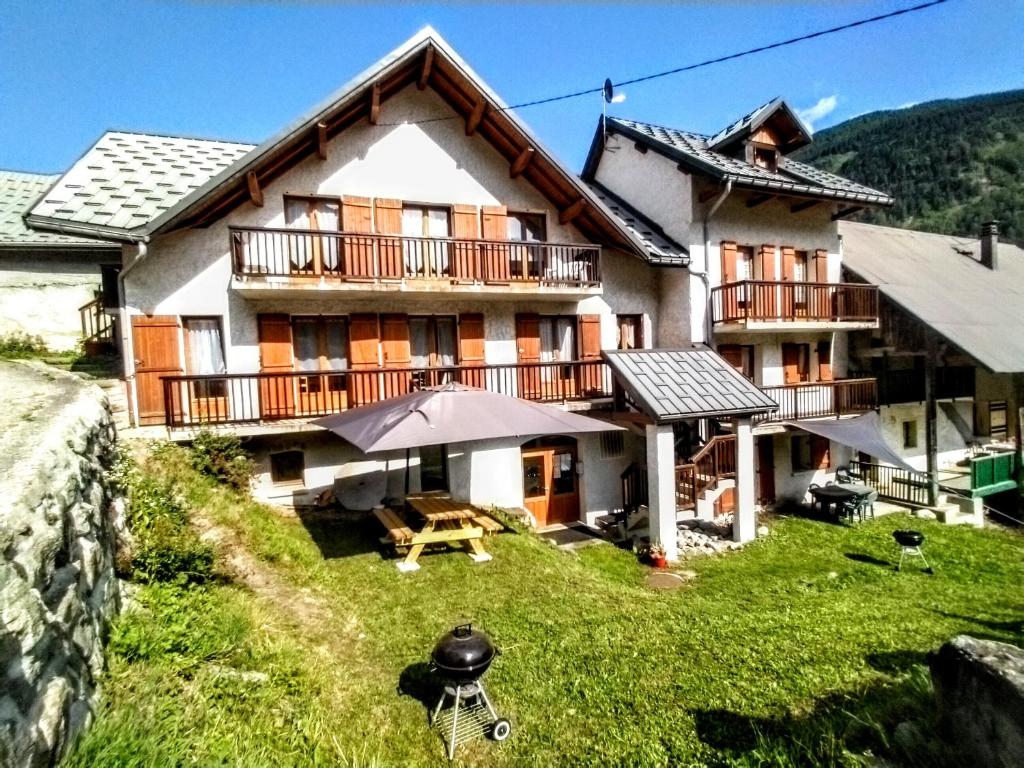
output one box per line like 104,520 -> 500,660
373,495 -> 501,572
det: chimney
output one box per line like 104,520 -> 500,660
980,220 -> 999,269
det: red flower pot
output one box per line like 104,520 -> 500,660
650,555 -> 667,569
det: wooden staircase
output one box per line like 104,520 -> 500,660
675,435 -> 736,516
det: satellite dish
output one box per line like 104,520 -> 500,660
603,79 -> 614,104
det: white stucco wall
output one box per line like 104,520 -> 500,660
876,401 -> 973,472
579,428 -> 646,526
0,253 -> 107,351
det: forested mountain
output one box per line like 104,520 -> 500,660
794,89 -> 1024,241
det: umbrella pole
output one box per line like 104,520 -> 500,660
405,447 -> 411,495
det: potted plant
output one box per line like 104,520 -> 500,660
647,541 -> 667,569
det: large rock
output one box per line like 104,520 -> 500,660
929,634 -> 1024,767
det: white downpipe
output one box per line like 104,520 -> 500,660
118,241 -> 148,427
696,180 -> 733,345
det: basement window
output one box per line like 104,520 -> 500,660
270,450 -> 305,485
600,431 -> 625,460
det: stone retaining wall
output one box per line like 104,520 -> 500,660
0,362 -> 121,767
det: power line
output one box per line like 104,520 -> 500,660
386,0 -> 950,126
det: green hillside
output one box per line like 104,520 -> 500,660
794,89 -> 1024,241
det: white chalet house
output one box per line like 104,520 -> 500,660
582,100 -> 895,513
26,29 -> 908,561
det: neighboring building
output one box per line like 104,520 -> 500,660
841,220 -> 1023,509
0,171 -> 119,351
582,99 -> 893,511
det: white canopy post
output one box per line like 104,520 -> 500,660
732,416 -> 756,543
645,423 -> 679,561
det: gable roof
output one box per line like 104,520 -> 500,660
25,132 -> 254,241
28,28 -> 653,262
603,347 -> 778,423
583,116 -> 893,207
708,97 -> 812,154
840,221 -> 1024,374
0,170 -> 118,249
585,182 -> 688,266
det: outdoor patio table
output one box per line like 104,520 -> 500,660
398,494 -> 493,571
808,484 -> 867,520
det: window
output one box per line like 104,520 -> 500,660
539,316 -> 577,367
419,444 -> 448,492
793,250 -> 809,282
600,431 -> 625,459
285,196 -> 340,272
990,400 -> 1008,439
718,344 -> 755,381
183,317 -> 227,399
291,316 -> 349,400
507,212 -> 546,242
791,434 -> 830,472
401,204 -> 450,237
270,450 -> 304,485
617,315 -> 643,350
409,316 -> 457,387
735,245 -> 754,281
902,420 -> 918,449
752,146 -> 778,172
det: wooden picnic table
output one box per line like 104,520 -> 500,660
373,494 -> 500,572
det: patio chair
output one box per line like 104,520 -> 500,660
835,467 -> 853,484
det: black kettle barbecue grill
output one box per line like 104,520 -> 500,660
430,624 -> 511,760
893,530 -> 931,571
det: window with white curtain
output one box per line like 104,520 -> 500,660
537,316 -> 576,380
402,204 -> 450,276
410,316 -> 456,387
285,197 -> 340,272
184,318 -> 227,400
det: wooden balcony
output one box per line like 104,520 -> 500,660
754,378 -> 877,425
229,226 -> 601,298
711,281 -> 879,330
161,360 -> 612,429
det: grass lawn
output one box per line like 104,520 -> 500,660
66,445 -> 1024,767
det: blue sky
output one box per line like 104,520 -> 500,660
2,1 -> 1021,174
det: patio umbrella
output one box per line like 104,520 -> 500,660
312,382 -> 622,453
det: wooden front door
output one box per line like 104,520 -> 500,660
757,436 -> 776,504
521,443 -> 580,527
131,315 -> 183,425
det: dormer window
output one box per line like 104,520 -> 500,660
752,145 -> 778,172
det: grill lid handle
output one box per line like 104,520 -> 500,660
453,623 -> 472,638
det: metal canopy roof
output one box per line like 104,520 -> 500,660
840,221 -> 1024,374
603,347 -> 778,423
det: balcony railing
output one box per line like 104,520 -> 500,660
230,226 -> 601,287
876,367 -> 975,405
161,360 -> 613,428
711,281 -> 879,325
675,435 -> 736,512
754,378 -> 877,424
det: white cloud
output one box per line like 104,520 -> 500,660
797,95 -> 839,131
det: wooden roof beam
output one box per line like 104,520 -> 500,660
246,171 -> 263,207
790,199 -> 820,213
417,46 -> 434,90
510,147 -> 534,178
369,82 -> 381,125
832,205 -> 863,221
316,122 -> 328,160
746,193 -> 773,208
559,197 -> 586,225
465,101 -> 486,137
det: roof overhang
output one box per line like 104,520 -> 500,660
138,27 -> 651,261
586,118 -> 892,208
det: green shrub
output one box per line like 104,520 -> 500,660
0,330 -> 50,358
112,448 -> 214,585
190,431 -> 254,493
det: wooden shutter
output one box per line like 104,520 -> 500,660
131,315 -> 183,425
782,343 -> 802,385
781,246 -> 796,280
813,249 -> 829,282
578,314 -> 603,396
720,241 -> 738,283
759,245 -> 777,318
380,313 -> 411,398
374,198 -> 403,278
718,344 -> 743,372
458,313 -> 486,387
811,435 -> 830,470
348,313 -> 380,405
342,196 -> 374,278
779,246 -> 796,317
257,314 -> 294,419
481,205 -> 510,281
452,204 -> 480,281
817,341 -> 833,382
515,313 -> 541,398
